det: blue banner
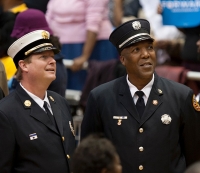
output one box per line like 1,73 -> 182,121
160,0 -> 200,28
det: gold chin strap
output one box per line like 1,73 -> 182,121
25,43 -> 53,56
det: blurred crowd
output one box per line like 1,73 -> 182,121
1,0 -> 200,98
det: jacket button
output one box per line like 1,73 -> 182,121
66,154 -> 70,159
139,128 -> 144,133
139,146 -> 144,152
139,165 -> 143,170
62,136 -> 65,141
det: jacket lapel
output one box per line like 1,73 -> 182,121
47,94 -> 64,137
16,85 -> 59,134
140,74 -> 163,125
118,74 -> 164,124
118,77 -> 140,123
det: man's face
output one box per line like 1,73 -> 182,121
120,40 -> 156,81
25,50 -> 56,84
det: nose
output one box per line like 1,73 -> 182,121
49,56 -> 56,64
141,48 -> 150,58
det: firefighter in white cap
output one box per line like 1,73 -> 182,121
0,30 -> 76,173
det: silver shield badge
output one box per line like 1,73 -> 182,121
161,114 -> 172,125
132,21 -> 141,30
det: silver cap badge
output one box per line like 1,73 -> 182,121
132,21 -> 141,30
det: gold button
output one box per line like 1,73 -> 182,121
62,136 -> 65,141
66,154 -> 70,159
139,147 -> 144,152
139,165 -> 143,170
139,128 -> 144,133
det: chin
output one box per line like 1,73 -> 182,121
47,75 -> 56,81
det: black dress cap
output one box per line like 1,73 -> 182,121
109,19 -> 154,53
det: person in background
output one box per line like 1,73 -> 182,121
46,0 -> 118,91
0,0 -> 27,13
0,61 -> 9,96
23,0 -> 49,13
72,133 -> 122,173
0,11 -> 17,84
111,0 -> 123,27
0,0 -> 28,92
81,19 -> 200,173
0,87 -> 4,99
109,0 -> 142,28
139,0 -> 184,65
0,30 -> 76,173
157,3 -> 200,89
10,8 -> 67,97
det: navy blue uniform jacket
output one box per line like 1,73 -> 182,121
81,73 -> 200,173
0,84 -> 76,173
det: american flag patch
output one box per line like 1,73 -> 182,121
29,133 -> 38,140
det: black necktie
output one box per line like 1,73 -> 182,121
43,101 -> 56,127
135,91 -> 145,117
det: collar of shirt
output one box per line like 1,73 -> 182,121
126,74 -> 154,105
20,83 -> 53,113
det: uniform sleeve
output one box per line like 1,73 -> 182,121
0,111 -> 15,173
81,91 -> 103,140
180,89 -> 200,166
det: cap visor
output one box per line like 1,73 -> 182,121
126,36 -> 154,48
32,46 -> 60,54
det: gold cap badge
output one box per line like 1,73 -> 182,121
41,30 -> 49,39
24,100 -> 31,107
193,95 -> 200,111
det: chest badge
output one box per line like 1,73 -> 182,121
193,94 -> 200,111
161,114 -> 172,125
29,133 -> 38,140
113,116 -> 127,125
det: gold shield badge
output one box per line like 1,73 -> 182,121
193,94 -> 200,111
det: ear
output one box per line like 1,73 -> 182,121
18,60 -> 29,72
120,55 -> 125,66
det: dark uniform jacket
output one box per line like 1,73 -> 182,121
0,84 -> 76,173
81,73 -> 200,173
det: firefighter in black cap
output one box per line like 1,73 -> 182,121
81,19 -> 200,173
